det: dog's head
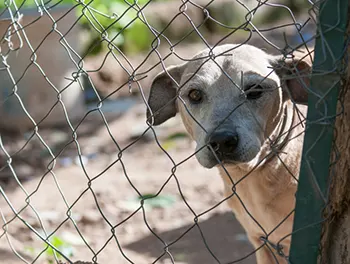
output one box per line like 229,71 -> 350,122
147,44 -> 311,168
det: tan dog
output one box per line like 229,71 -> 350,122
146,44 -> 311,264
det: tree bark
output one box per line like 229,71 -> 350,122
319,8 -> 350,264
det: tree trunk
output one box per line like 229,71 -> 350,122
319,7 -> 350,263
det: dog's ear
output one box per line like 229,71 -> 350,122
146,63 -> 186,125
270,53 -> 312,105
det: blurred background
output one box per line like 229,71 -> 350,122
0,1 -> 315,263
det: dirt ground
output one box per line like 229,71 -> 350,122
0,101 -> 257,264
0,1 -> 316,262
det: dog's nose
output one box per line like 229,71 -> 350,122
208,131 -> 239,154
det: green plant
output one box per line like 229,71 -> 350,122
137,193 -> 176,208
24,235 -> 74,263
75,0 -> 153,55
2,0 -> 155,55
44,235 -> 74,263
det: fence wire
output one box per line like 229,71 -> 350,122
0,0 -> 347,264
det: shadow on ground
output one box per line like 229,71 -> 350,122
125,212 -> 256,264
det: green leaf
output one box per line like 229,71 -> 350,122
166,132 -> 188,141
137,194 -> 176,208
51,236 -> 65,248
108,29 -> 125,46
43,235 -> 74,260
161,140 -> 176,151
0,0 -> 167,55
123,19 -> 152,54
110,2 -> 137,28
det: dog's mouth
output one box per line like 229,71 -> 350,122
206,146 -> 239,163
205,150 -> 241,167
202,158 -> 241,169
221,159 -> 240,165
197,143 -> 259,168
205,145 -> 260,167
214,158 -> 240,167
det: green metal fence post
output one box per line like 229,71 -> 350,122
289,0 -> 348,263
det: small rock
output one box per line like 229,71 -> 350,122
234,233 -> 249,242
74,155 -> 88,167
59,157 -> 73,167
79,211 -> 101,225
49,130 -> 69,145
129,123 -> 153,141
26,217 -> 42,229
86,152 -> 98,160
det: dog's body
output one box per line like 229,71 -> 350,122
146,44 -> 310,263
220,101 -> 307,263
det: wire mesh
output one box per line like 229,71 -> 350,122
0,0 -> 347,264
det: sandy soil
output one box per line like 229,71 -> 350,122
0,103 -> 256,264
0,2 -> 315,263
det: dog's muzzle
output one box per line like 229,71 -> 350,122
207,130 -> 239,161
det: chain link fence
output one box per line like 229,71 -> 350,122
0,0 -> 348,263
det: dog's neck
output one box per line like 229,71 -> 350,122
243,101 -> 295,170
263,101 -> 295,164
219,101 -> 301,185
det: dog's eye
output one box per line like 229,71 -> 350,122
188,89 -> 203,103
245,85 -> 263,100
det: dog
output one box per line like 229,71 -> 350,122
146,44 -> 311,264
